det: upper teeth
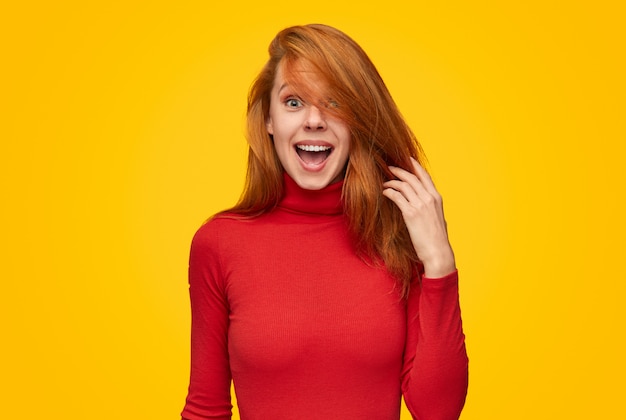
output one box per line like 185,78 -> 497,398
297,145 -> 331,152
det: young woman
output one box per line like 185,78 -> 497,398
182,24 -> 468,420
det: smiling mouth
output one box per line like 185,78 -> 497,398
295,144 -> 333,166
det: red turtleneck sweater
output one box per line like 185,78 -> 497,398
181,174 -> 468,420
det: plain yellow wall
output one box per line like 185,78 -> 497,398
2,1 -> 625,418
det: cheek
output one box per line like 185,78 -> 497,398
340,134 -> 351,166
272,130 -> 291,149
271,133 -> 291,164
339,127 -> 351,151
340,148 -> 350,167
334,120 -> 351,145
271,117 -> 301,147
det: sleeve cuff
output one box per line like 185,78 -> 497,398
421,269 -> 459,289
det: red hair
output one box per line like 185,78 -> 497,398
224,24 -> 426,296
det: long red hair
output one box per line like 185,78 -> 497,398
224,24 -> 426,296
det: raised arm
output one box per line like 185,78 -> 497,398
383,158 -> 468,419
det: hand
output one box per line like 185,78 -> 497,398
382,157 -> 456,278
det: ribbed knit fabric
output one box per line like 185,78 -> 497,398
182,173 -> 468,420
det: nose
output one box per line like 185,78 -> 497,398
304,105 -> 327,131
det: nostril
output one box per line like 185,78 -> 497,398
304,121 -> 326,130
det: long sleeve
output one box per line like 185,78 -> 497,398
181,223 -> 232,420
401,270 -> 469,420
182,175 -> 468,418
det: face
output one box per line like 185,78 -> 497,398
266,65 -> 350,190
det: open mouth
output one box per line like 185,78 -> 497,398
295,144 -> 333,166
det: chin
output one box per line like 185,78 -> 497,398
291,173 -> 339,190
293,178 -> 329,191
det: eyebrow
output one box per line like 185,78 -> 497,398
277,83 -> 289,94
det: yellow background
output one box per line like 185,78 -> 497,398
2,1 -> 624,418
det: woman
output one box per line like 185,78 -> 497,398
182,24 -> 468,420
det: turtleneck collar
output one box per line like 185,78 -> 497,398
278,172 -> 344,216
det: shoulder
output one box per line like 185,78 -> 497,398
190,212 -> 260,253
188,216 -> 243,282
191,214 -> 236,248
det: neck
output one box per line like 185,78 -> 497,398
278,172 -> 343,216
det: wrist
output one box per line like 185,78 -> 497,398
420,248 -> 456,279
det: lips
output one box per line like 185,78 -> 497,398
295,143 -> 333,167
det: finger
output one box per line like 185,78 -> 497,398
410,157 -> 439,196
382,179 -> 423,205
382,187 -> 413,214
387,165 -> 420,187
387,166 -> 432,202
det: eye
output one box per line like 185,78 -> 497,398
327,99 -> 339,108
285,97 -> 303,108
